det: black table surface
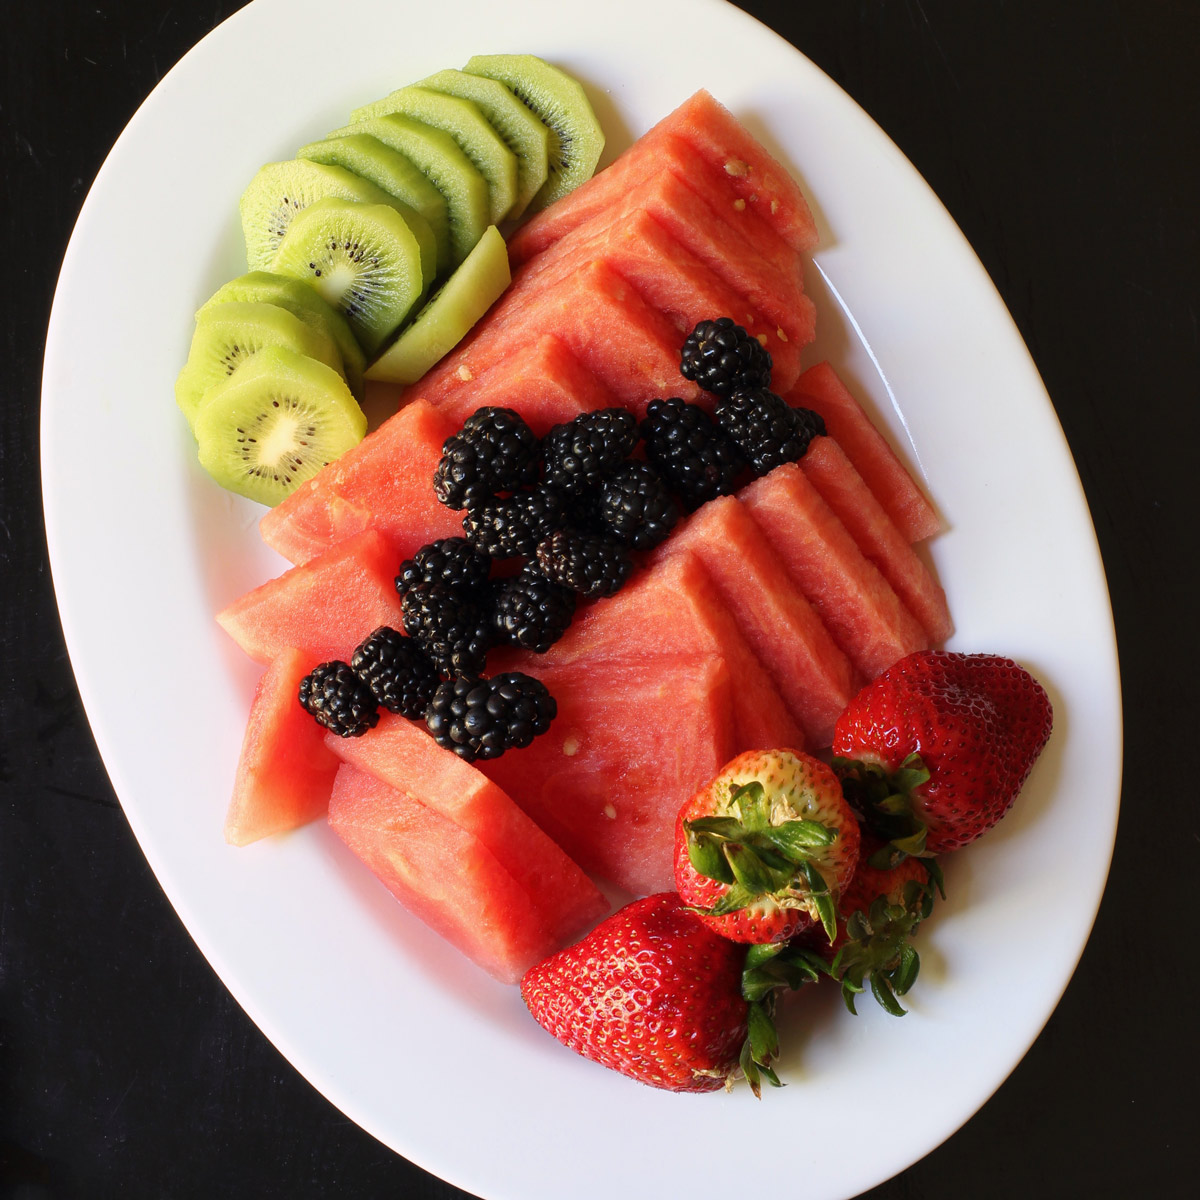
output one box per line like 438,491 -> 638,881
4,2 -> 1196,1196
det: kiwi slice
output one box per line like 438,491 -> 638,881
194,345 -> 366,506
197,271 -> 367,400
329,114 -> 489,269
296,135 -> 450,280
175,301 -> 345,432
346,86 -> 516,226
366,225 -> 510,386
269,196 -> 429,357
239,159 -> 424,271
415,69 -> 550,221
463,54 -> 604,212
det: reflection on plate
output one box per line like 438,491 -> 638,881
41,1 -> 1120,1197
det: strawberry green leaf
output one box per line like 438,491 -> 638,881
767,819 -> 837,856
893,943 -> 920,996
800,859 -> 838,943
870,972 -> 908,1017
726,844 -> 787,894
686,834 -> 733,885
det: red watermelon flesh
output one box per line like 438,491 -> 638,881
480,656 -> 736,896
787,363 -> 941,543
653,497 -> 855,747
216,529 -> 404,665
324,712 -> 608,944
740,464 -> 930,680
258,397 -> 461,566
328,763 -> 567,984
493,551 -> 803,752
512,138 -> 815,356
508,90 -> 818,263
434,335 -> 618,436
801,437 -> 953,644
224,647 -> 339,846
506,207 -> 801,393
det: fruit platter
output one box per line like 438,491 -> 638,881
40,0 -> 1121,1197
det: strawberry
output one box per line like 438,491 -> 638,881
832,650 -> 1053,858
520,892 -> 825,1094
673,749 -> 861,945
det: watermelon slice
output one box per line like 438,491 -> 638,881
653,497 -> 855,747
494,551 -> 803,752
740,464 -> 929,680
801,437 -> 953,644
258,397 -> 462,565
324,712 -> 608,944
512,138 -> 815,354
329,763 -> 569,984
509,90 -> 818,263
224,647 -> 340,845
507,207 -> 802,393
434,334 -> 618,435
480,656 -> 736,896
216,529 -> 404,665
787,363 -> 941,543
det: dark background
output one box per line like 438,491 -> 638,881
4,1 -> 1196,1196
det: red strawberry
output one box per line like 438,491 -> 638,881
520,892 -> 823,1094
833,651 -> 1053,857
674,749 -> 861,945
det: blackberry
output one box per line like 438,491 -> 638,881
715,387 -> 812,476
639,397 -> 746,508
298,660 -> 379,738
395,537 -> 490,598
433,406 -> 539,509
536,529 -> 633,598
680,317 -> 772,397
597,461 -> 680,550
541,408 -> 639,495
794,405 -> 827,441
350,626 -> 440,718
400,581 -> 492,676
491,569 -> 577,654
463,485 -> 566,559
425,672 -> 557,761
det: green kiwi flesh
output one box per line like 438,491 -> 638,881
366,225 -> 510,386
269,196 -> 429,357
329,114 -> 490,269
415,69 -> 550,221
463,54 -> 604,211
296,135 -> 450,282
194,345 -> 366,506
196,271 -> 366,400
176,301 -> 345,432
239,159 -> 418,271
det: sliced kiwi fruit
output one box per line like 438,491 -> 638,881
176,300 -> 345,432
345,86 -> 516,226
296,134 -> 450,280
463,54 -> 604,212
366,225 -> 510,386
194,345 -> 366,507
414,69 -> 549,222
329,114 -> 489,269
239,159 -> 423,271
196,271 -> 366,400
269,196 -> 429,357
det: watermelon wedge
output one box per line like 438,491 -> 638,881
508,90 -> 818,263
329,763 -> 571,984
507,207 -> 802,393
740,464 -> 929,680
480,656 -> 736,896
224,647 -> 340,846
787,363 -> 941,543
258,397 -> 462,566
653,496 -> 856,747
801,437 -> 953,644
324,712 -> 608,945
434,334 -> 618,435
216,529 -> 404,665
494,551 -> 803,752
